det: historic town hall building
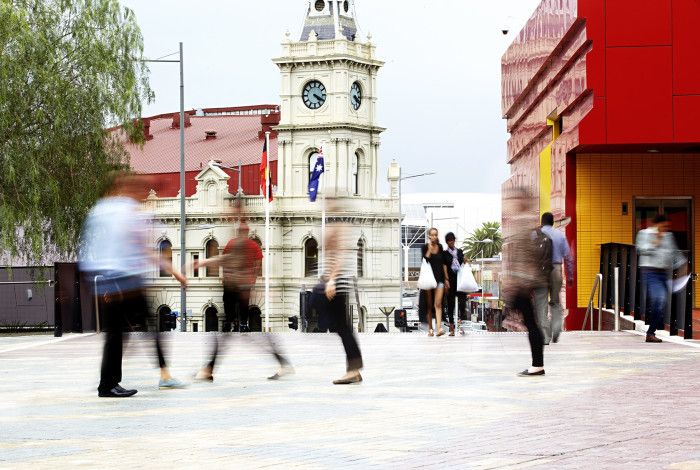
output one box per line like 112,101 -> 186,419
126,0 -> 401,332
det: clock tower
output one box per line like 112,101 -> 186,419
273,0 -> 385,198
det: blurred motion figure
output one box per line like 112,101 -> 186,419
80,172 -> 187,398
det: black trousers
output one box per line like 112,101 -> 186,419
329,291 -> 363,371
510,290 -> 544,368
206,286 -> 288,372
445,271 -> 467,323
98,289 -> 166,393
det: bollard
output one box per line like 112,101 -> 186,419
614,267 -> 620,332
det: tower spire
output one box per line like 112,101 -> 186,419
300,0 -> 358,41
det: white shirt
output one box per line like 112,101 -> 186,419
79,196 -> 151,278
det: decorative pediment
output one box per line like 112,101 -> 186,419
193,161 -> 232,207
195,161 -> 230,182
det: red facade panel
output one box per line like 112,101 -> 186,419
674,96 -> 700,142
606,46 -> 673,144
577,0 -> 605,96
578,96 -> 606,145
672,0 -> 700,95
605,0 -> 672,47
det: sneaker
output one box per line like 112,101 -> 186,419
159,378 -> 187,389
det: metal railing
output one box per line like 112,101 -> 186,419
582,274 -> 603,331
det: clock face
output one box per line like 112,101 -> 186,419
350,81 -> 362,110
303,80 -> 327,110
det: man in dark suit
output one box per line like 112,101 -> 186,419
443,232 -> 466,336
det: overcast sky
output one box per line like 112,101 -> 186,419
120,0 -> 541,195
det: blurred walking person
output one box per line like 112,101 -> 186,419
315,211 -> 363,384
194,221 -> 292,381
443,232 -> 465,336
635,214 -> 686,343
502,188 -> 548,376
534,212 -> 574,345
422,228 -> 449,337
80,172 -> 187,398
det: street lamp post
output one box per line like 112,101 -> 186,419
475,238 -> 494,324
398,170 -> 435,307
142,43 -> 187,331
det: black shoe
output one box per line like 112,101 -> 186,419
113,385 -> 137,394
98,386 -> 137,397
552,335 -> 560,343
517,369 -> 545,377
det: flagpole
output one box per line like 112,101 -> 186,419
320,144 -> 326,277
264,131 -> 271,333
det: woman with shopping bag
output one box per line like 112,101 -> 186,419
418,228 -> 450,337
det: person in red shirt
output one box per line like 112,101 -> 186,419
194,221 -> 292,381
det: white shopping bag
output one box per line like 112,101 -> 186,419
457,264 -> 479,293
417,259 -> 438,290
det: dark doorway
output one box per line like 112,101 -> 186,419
248,306 -> 262,332
158,305 -> 175,332
634,197 -> 694,309
205,307 -> 219,332
635,198 -> 692,251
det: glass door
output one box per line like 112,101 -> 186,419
634,198 -> 692,252
634,198 -> 694,310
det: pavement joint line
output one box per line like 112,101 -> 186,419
0,333 -> 97,354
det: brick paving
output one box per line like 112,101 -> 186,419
1,331 -> 699,469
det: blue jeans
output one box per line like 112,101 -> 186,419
644,270 -> 668,337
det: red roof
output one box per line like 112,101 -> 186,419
123,106 -> 279,174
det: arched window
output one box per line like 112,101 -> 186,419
357,239 -> 365,278
157,305 -> 174,332
205,239 -> 219,277
205,306 -> 219,332
251,237 -> 263,277
158,240 -> 172,277
352,152 -> 360,196
304,238 -> 318,277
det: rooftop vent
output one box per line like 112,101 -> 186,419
205,130 -> 217,140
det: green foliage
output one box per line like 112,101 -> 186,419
462,221 -> 503,261
0,0 -> 151,263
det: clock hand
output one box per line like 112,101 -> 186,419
353,96 -> 360,105
313,93 -> 323,101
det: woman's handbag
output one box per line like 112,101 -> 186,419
457,264 -> 479,293
417,259 -> 438,290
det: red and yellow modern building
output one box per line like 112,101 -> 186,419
501,0 -> 700,330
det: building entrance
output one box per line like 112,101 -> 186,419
634,197 -> 693,308
205,307 -> 219,332
634,198 -> 692,252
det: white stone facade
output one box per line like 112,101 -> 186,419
143,6 -> 401,333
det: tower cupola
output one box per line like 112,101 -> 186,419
300,0 -> 358,41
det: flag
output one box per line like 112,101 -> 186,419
259,139 -> 273,202
308,150 -> 325,202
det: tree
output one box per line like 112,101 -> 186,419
462,221 -> 503,261
0,0 -> 151,264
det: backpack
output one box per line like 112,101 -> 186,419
533,228 -> 553,281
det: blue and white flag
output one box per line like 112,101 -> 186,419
308,151 -> 325,202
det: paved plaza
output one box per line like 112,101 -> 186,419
1,331 -> 699,469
